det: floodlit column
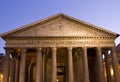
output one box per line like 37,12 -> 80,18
76,56 -> 81,82
15,56 -> 20,82
105,50 -> 111,82
43,48 -> 47,82
111,47 -> 120,82
3,48 -> 11,82
36,48 -> 43,82
67,47 -> 74,82
83,47 -> 90,82
51,47 -> 57,82
97,47 -> 105,82
10,55 -> 16,82
19,48 -> 26,82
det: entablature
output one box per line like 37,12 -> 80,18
4,36 -> 116,40
5,36 -> 115,48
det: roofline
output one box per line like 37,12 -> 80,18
0,13 -> 63,37
116,34 -> 120,38
61,13 -> 119,36
0,13 -> 119,38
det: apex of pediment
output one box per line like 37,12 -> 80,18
0,13 -> 119,39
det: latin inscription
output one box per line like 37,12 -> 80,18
26,40 -> 95,45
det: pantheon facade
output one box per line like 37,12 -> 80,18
0,13 -> 120,82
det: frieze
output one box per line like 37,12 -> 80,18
6,40 -> 96,45
5,39 -> 116,48
26,40 -> 95,45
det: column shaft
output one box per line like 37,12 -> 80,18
67,47 -> 74,82
97,47 -> 105,82
105,50 -> 112,82
51,47 -> 57,82
83,47 -> 90,82
111,47 -> 119,82
43,50 -> 47,82
19,48 -> 26,82
36,48 -> 43,82
15,58 -> 20,82
76,57 -> 81,82
10,56 -> 16,82
3,49 -> 11,82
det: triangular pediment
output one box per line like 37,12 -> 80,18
1,13 -> 119,38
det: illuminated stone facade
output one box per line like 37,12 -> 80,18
116,44 -> 120,81
0,53 -> 4,82
0,13 -> 119,82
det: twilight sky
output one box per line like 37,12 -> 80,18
0,0 -> 120,53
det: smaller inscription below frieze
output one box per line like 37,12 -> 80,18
26,40 -> 95,45
6,39 -> 114,47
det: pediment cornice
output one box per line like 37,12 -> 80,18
5,36 -> 116,41
1,13 -> 119,39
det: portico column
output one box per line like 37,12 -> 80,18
15,56 -> 20,82
3,48 -> 11,82
51,47 -> 57,82
43,48 -> 47,82
105,49 -> 111,82
67,47 -> 74,82
83,47 -> 90,82
111,47 -> 120,82
36,48 -> 43,82
10,55 -> 16,82
19,48 -> 26,82
97,47 -> 104,82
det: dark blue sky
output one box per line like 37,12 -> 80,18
1,0 -> 120,53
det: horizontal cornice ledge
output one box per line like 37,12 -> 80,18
3,36 -> 116,40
